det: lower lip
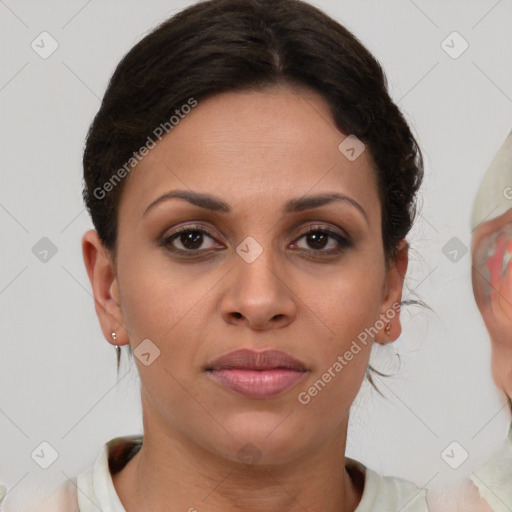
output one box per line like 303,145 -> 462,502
207,368 -> 306,398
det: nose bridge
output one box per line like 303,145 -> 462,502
234,233 -> 282,299
220,233 -> 297,328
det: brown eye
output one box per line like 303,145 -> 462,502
304,231 -> 329,250
293,227 -> 352,255
177,231 -> 205,250
161,225 -> 221,254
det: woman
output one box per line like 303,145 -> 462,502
425,132 -> 512,512
23,0 -> 429,510
469,131 -> 512,511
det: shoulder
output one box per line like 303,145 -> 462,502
1,435 -> 142,512
468,422 -> 512,512
426,479 -> 493,512
40,480 -> 80,512
0,479 -> 78,512
346,458 -> 429,512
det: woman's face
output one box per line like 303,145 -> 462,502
84,85 -> 408,464
472,207 -> 512,398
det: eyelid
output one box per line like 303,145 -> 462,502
290,225 -> 352,254
161,221 -> 349,242
161,224 -> 222,248
293,223 -> 352,243
160,221 -> 352,256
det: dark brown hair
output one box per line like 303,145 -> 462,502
83,0 -> 423,264
82,0 -> 426,377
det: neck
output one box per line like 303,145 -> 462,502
112,410 -> 362,512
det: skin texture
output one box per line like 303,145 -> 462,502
82,85 -> 409,512
472,207 -> 512,399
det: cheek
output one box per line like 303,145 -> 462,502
291,262 -> 384,404
116,257 -> 210,414
117,242 -> 211,339
301,257 -> 384,346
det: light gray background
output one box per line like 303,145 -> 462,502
1,0 -> 512,507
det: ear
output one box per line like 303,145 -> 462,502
374,239 -> 409,344
81,229 -> 129,347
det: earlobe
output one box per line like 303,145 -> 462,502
81,229 -> 128,346
375,239 -> 409,344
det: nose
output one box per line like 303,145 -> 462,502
219,245 -> 297,331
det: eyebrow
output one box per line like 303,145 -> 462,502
142,189 -> 368,224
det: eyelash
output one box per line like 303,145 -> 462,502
160,224 -> 352,257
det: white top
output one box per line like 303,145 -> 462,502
426,423 -> 512,512
8,436 -> 428,512
470,422 -> 512,511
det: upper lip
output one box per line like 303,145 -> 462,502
205,349 -> 307,371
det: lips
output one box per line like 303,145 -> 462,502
205,349 -> 307,371
205,349 -> 308,399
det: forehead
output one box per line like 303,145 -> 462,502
119,86 -> 380,220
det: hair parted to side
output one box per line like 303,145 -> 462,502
82,0 -> 427,378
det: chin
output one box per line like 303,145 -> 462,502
202,414 -> 329,466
